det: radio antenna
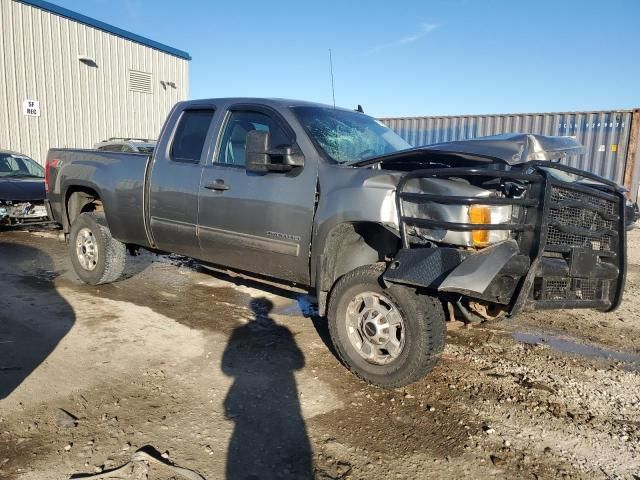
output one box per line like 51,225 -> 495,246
329,48 -> 336,109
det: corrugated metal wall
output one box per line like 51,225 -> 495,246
380,110 -> 635,186
0,0 -> 189,165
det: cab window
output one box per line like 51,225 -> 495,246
171,109 -> 215,163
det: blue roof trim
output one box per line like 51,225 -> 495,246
16,0 -> 191,60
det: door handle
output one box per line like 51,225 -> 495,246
204,179 -> 230,191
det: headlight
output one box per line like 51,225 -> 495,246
468,204 -> 513,247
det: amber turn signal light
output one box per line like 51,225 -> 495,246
468,205 -> 491,247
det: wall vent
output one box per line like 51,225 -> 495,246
129,70 -> 153,94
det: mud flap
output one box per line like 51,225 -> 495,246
438,240 -> 519,296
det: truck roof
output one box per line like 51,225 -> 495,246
179,97 -> 355,112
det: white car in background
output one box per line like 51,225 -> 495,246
94,137 -> 156,154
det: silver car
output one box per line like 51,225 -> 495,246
94,138 -> 156,154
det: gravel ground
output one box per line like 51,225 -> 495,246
0,228 -> 639,479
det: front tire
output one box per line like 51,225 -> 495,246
328,263 -> 446,388
69,212 -> 127,285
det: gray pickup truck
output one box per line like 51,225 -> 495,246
46,98 -> 628,388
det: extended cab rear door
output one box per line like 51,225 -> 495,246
147,103 -> 216,258
197,104 -> 318,284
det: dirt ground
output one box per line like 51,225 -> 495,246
0,228 -> 639,480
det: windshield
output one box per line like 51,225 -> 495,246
293,106 -> 412,164
0,153 -> 44,178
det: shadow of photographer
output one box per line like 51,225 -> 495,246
0,241 -> 75,401
222,297 -> 312,479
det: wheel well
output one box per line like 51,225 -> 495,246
318,222 -> 400,301
65,187 -> 103,230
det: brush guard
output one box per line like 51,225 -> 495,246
388,162 -> 627,315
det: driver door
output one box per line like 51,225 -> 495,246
197,107 -> 317,284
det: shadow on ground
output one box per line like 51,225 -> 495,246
0,241 -> 75,400
222,297 -> 312,480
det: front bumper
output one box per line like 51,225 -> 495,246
385,162 -> 627,314
0,200 -> 50,225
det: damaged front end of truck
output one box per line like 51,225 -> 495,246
364,134 -> 627,321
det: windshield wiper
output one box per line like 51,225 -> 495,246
344,156 -> 386,167
344,149 -> 411,167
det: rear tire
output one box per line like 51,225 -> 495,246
328,263 -> 446,388
69,212 -> 127,285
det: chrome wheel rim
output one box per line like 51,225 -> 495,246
345,291 -> 405,365
76,227 -> 98,271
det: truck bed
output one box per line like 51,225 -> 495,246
46,149 -> 151,246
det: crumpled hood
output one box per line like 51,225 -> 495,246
349,133 -> 585,167
0,178 -> 46,202
422,133 -> 585,164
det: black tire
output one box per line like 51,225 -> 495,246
328,263 -> 446,388
69,212 -> 127,285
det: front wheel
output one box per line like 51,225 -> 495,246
328,263 -> 446,388
69,212 -> 127,285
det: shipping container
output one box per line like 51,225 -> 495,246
380,109 -> 640,200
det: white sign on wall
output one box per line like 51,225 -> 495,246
23,100 -> 40,117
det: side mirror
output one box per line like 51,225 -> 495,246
246,130 -> 270,172
246,130 -> 304,173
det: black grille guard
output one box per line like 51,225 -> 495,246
395,161 -> 627,314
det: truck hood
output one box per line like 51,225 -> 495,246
348,133 -> 585,167
0,177 -> 46,202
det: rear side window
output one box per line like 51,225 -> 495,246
171,109 -> 215,163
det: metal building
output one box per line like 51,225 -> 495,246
380,109 -> 640,200
0,0 -> 190,165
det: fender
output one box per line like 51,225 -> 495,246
62,180 -> 107,230
438,240 -> 520,295
384,240 -> 530,305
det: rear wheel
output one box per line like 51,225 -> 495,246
328,263 -> 446,388
69,212 -> 127,285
